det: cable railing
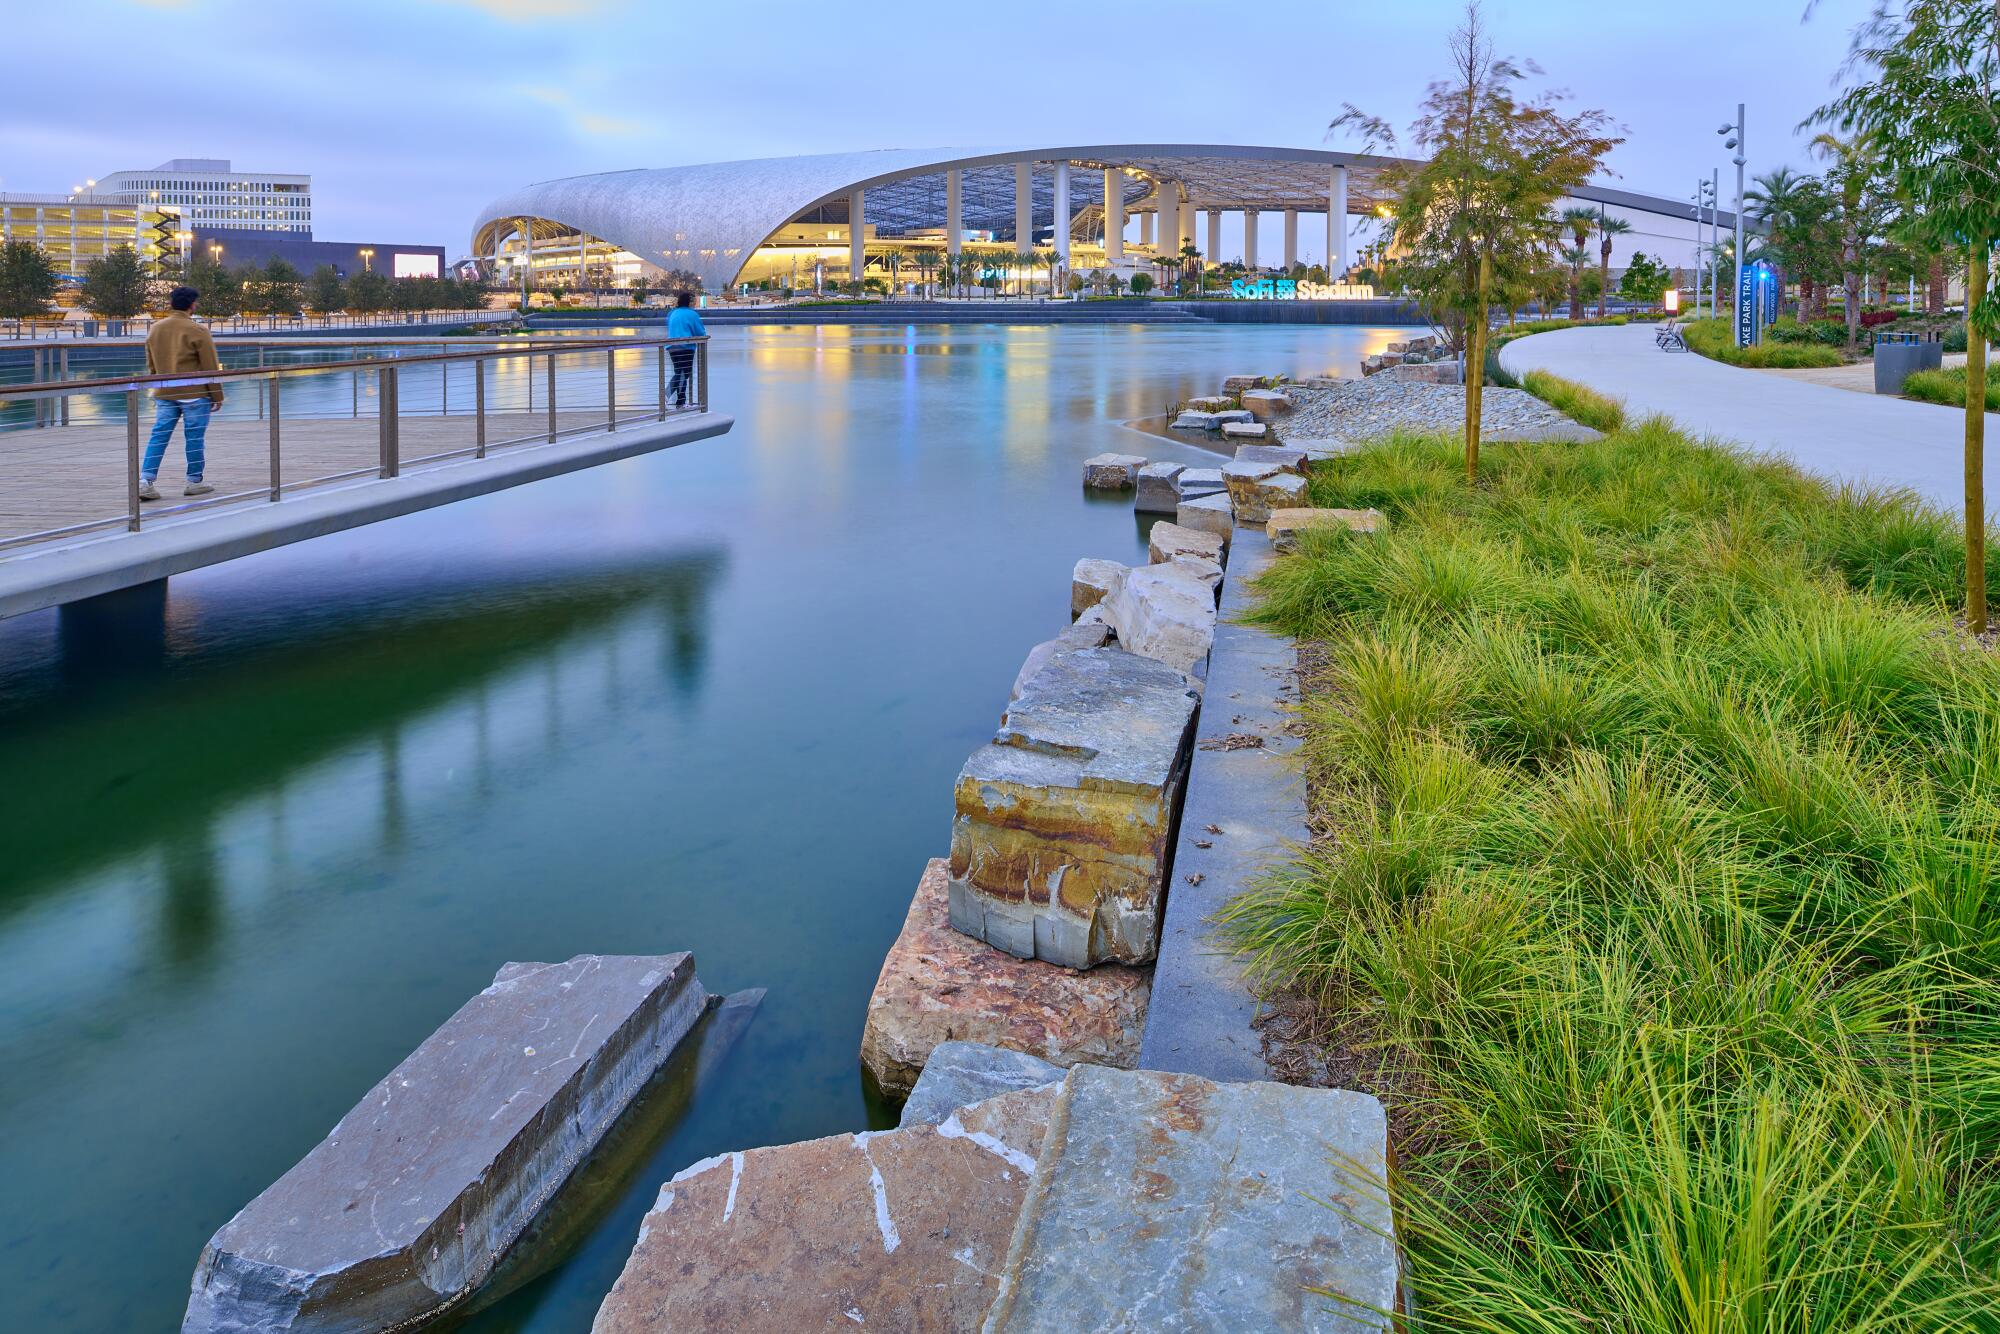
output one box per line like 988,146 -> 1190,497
0,309 -> 507,340
0,334 -> 709,554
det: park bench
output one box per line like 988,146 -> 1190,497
1656,320 -> 1687,352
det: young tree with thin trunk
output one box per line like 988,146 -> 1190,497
1328,2 -> 1619,479
1820,0 -> 1999,632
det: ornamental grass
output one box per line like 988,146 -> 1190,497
1229,422 -> 2000,1329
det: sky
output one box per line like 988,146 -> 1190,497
1,0 -> 1876,261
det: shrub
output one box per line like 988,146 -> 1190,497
1230,423 -> 2000,1328
1904,366 -> 2000,411
1681,317 -> 1845,368
1519,369 -> 1626,432
1860,308 -> 1900,328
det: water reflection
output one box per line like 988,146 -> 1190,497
0,319 -> 1414,1331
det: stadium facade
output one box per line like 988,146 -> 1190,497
470,144 -> 1731,296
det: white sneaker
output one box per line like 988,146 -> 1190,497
184,482 -> 215,497
138,481 -> 160,501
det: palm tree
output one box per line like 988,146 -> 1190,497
1595,213 -> 1631,318
1809,131 -> 1879,351
912,249 -> 938,300
1559,205 -> 1597,317
1013,248 -> 1034,297
1178,242 -> 1200,295
877,247 -> 905,298
1042,247 -> 1064,298
1746,167 -> 1806,318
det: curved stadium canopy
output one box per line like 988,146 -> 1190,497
471,144 -> 1726,294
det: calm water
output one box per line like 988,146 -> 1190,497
0,321 -> 1412,1332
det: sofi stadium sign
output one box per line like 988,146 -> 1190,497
1229,278 -> 1376,300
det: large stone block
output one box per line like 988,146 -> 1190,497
860,860 -> 1151,1095
1146,520 -> 1225,569
1175,493 -> 1234,547
1240,387 -> 1294,420
1008,614 -> 1114,706
1175,466 -> 1225,500
946,647 -> 1199,969
1221,421 -> 1268,440
185,955 -> 716,1334
1223,461 -> 1309,524
1233,443 -> 1307,475
1134,461 -> 1186,515
1070,557 -> 1126,619
900,1041 -> 1064,1129
594,1084 -> 1057,1333
1168,410 -> 1217,431
1081,453 -> 1146,489
1104,565 -> 1216,677
1267,507 -> 1387,552
1221,374 -> 1265,391
1210,408 -> 1254,425
984,1067 -> 1398,1332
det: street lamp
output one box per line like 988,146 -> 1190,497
208,242 -> 223,265
1717,104 -> 1746,344
359,248 -> 375,272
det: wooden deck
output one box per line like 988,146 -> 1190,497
0,411 -> 674,544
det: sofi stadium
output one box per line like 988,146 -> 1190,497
470,143 -> 1728,297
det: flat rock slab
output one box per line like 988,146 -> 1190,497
985,1066 -> 1397,1333
1220,421 -> 1266,440
1210,408 -> 1255,425
1175,493 -> 1234,547
595,1084 -> 1056,1333
1268,507 -> 1386,550
1135,461 -> 1186,514
1146,520 -> 1225,569
1485,420 -> 1603,443
948,647 -> 1200,968
1082,453 -> 1147,488
186,955 -> 713,1334
900,1041 -> 1064,1129
1168,411 -> 1218,431
1233,443 -> 1307,474
860,859 -> 1151,1096
1221,375 -> 1265,391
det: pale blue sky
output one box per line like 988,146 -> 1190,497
2,0 -> 1869,259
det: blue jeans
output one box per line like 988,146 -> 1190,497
142,398 -> 212,483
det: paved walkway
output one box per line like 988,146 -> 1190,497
1498,323 -> 1998,513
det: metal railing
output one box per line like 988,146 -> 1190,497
0,334 -> 709,554
1,309 -> 506,341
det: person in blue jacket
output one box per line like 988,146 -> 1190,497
666,290 -> 706,408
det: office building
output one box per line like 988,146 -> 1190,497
88,159 -> 311,234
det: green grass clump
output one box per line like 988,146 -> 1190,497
1682,316 -> 1846,369
1519,369 -> 1626,432
1905,366 -> 2000,412
1232,424 -> 2000,1328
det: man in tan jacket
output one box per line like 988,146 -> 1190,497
140,285 -> 225,500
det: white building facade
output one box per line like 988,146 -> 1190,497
88,159 -> 311,234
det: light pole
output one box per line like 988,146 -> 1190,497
1718,104 -> 1746,345
1690,182 -> 1706,317
1708,169 -> 1721,318
359,248 -> 375,273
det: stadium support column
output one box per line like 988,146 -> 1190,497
1205,209 -> 1221,267
945,169 -> 962,258
1243,210 -> 1259,270
1103,169 -> 1124,262
849,188 -> 865,288
1282,209 -> 1298,269
1139,208 -> 1153,249
1053,161 -> 1071,274
1179,197 -> 1196,259
518,217 -> 532,306
1015,162 -> 1033,249
1328,165 -> 1349,278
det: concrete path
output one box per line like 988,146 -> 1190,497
1498,322 -> 1998,514
1138,528 -> 1298,1083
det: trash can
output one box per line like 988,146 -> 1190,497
1875,333 -> 1943,394
82,318 -> 99,337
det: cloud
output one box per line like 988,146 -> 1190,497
427,0 -> 608,20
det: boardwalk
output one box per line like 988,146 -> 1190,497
1498,322 -> 1999,513
0,409 -> 732,619
0,412 -> 621,543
